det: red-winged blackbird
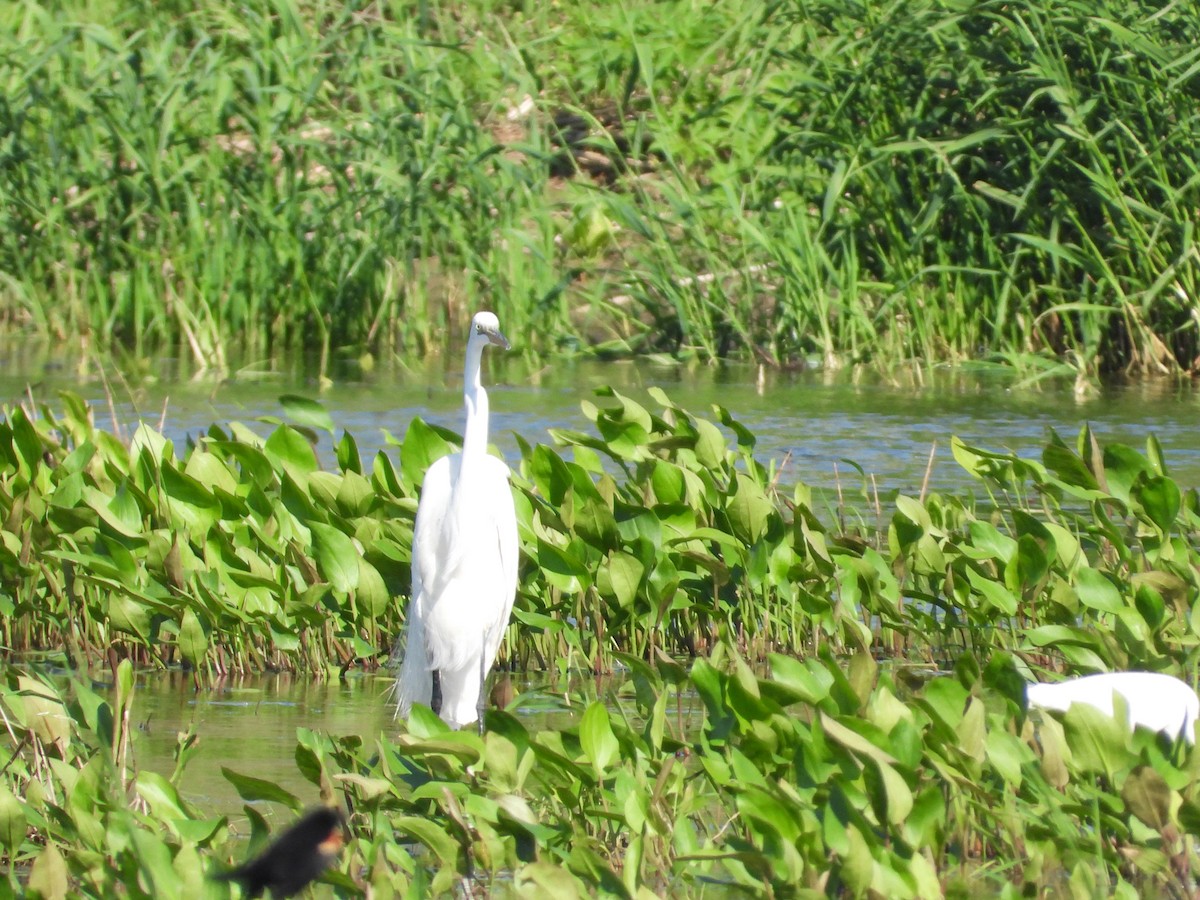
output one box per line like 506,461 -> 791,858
212,807 -> 345,898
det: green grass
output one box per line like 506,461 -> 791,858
2,0 -> 1198,374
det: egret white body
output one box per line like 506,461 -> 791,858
1025,672 -> 1199,745
395,311 -> 519,730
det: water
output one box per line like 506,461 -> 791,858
128,670 -> 593,818
133,671 -> 395,813
6,350 -> 1200,498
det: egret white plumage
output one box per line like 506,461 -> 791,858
395,311 -> 519,731
1025,671 -> 1199,744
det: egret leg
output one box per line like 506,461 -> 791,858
431,670 -> 442,717
476,654 -> 487,737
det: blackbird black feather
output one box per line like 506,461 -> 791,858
212,807 -> 345,898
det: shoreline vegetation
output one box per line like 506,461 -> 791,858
3,0 -> 1199,378
1,389 -> 1199,894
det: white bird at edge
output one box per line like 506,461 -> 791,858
1025,671 -> 1200,745
395,311 -> 519,732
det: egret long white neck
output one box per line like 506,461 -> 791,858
461,340 -> 489,461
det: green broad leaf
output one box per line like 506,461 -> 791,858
1134,475 -> 1180,534
184,450 -> 238,496
1036,716 -> 1070,789
161,465 -> 221,533
819,712 -> 897,766
867,759 -> 913,826
847,651 -> 877,707
596,416 -> 650,460
280,394 -> 334,434
1042,442 -> 1099,491
395,814 -> 460,866
571,492 -> 619,552
49,469 -> 84,509
950,436 -> 986,479
173,817 -> 226,845
1005,533 -> 1049,593
136,771 -> 191,822
650,460 -> 686,505
966,566 -> 1018,616
108,594 -> 152,641
956,697 -> 986,762
170,842 -> 207,896
597,551 -> 643,610
768,654 -> 834,705
1042,522 -> 1083,572
717,405 -> 757,450
1145,434 -> 1168,476
1024,624 -> 1098,648
264,425 -> 318,475
966,520 -> 1017,563
178,609 -> 209,664
310,522 -> 360,592
1103,444 -> 1150,504
355,557 -> 390,618
401,418 -> 455,488
332,773 -> 396,800
1133,569 -> 1188,609
693,418 -> 726,469
528,444 -> 572,505
904,785 -> 945,848
405,704 -> 452,739
209,439 -> 275,487
116,658 -> 134,715
0,783 -> 26,853
618,769 -> 646,833
894,495 -> 932,530
726,473 -> 773,545
220,767 -> 301,810
1062,700 -> 1136,779
536,539 -> 590,593
1075,567 -> 1125,614
514,861 -> 590,898
579,702 -> 619,773
90,483 -> 144,536
985,729 -> 1026,788
840,823 -> 876,897
336,470 -> 374,517
18,675 -> 71,748
27,843 -> 69,900
336,430 -> 362,474
130,422 -> 171,461
737,784 -> 799,842
1121,765 -> 1172,830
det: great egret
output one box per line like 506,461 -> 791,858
212,806 -> 345,898
395,311 -> 518,731
1025,671 -> 1199,745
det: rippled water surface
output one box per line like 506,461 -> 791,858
5,351 -> 1199,497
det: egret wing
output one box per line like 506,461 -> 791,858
479,455 -> 519,670
395,454 -> 455,716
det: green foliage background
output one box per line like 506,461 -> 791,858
2,0 -> 1198,372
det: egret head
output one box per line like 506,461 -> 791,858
471,311 -> 510,351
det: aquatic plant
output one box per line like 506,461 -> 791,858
1,388 -> 1199,894
5,646 -> 1200,896
0,390 -> 1198,688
